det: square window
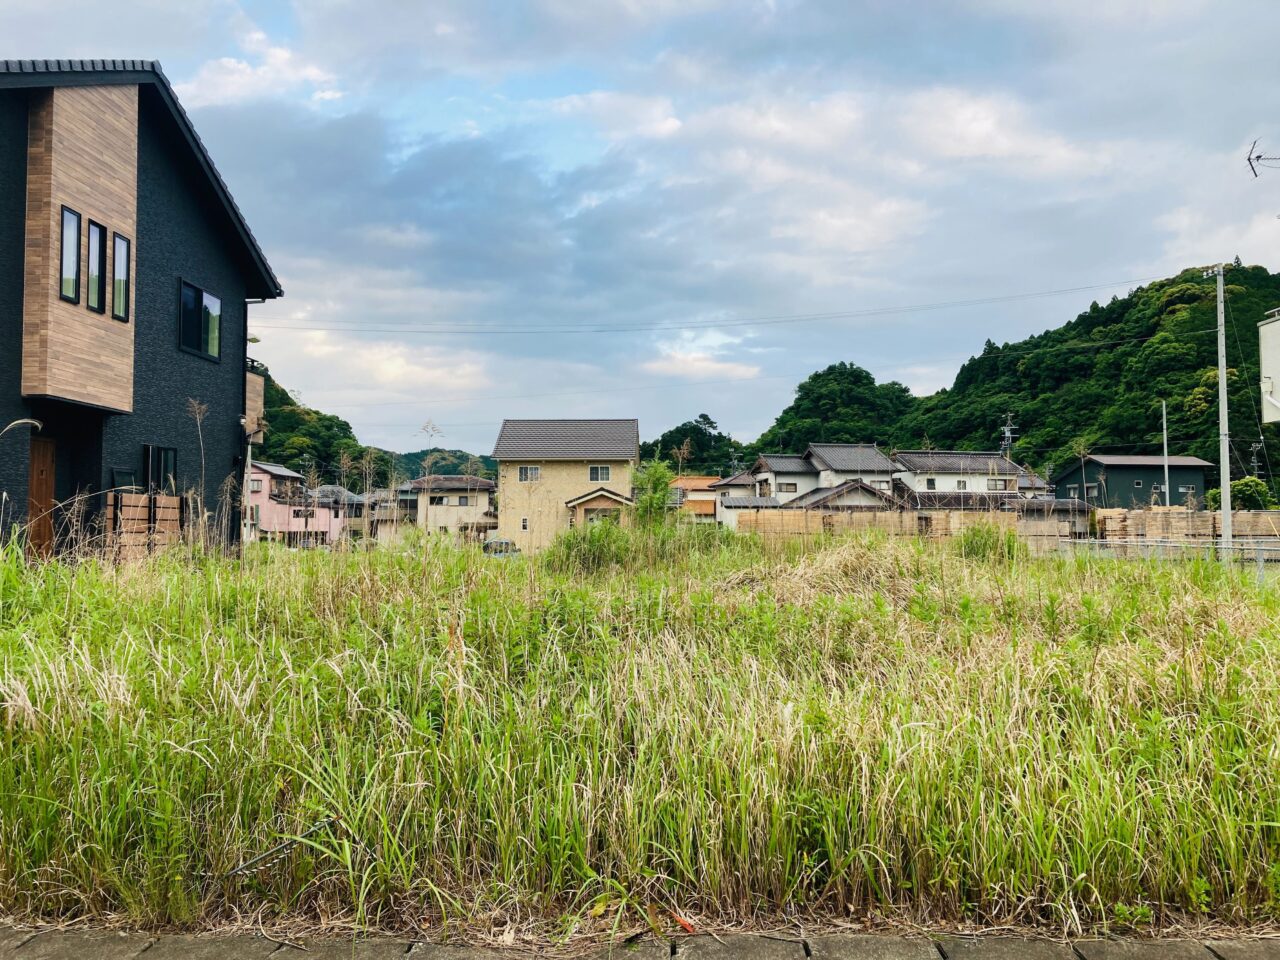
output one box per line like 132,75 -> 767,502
86,221 -> 106,313
589,465 -> 611,482
956,480 -> 968,491
112,234 -> 130,321
458,495 -> 469,506
778,481 -> 798,493
59,206 -> 81,303
874,480 -> 891,490
518,465 -> 541,482
1085,483 -> 1100,498
1133,479 -> 1144,488
249,478 -> 262,493
179,280 -> 221,359
926,478 -> 937,490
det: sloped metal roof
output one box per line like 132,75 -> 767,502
252,461 -> 303,479
0,59 -> 281,298
805,443 -> 897,473
721,496 -> 781,508
709,469 -> 755,488
1087,454 -> 1212,467
492,419 -> 639,460
401,475 -> 496,492
783,479 -> 896,509
894,450 -> 1018,475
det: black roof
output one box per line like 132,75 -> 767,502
0,60 -> 281,299
894,450 -> 1018,475
805,443 -> 897,473
754,454 -> 817,474
492,419 -> 639,460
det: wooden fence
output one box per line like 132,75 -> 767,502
104,492 -> 184,559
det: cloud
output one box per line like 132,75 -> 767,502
548,92 -> 682,139
640,349 -> 762,380
176,28 -> 340,108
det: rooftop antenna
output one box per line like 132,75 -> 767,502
1246,139 -> 1280,178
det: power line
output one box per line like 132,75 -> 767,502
317,325 -> 1219,409
250,275 -> 1165,337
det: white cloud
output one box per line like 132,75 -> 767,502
176,28 -> 341,108
640,330 -> 761,380
899,88 -> 1112,178
548,91 -> 682,139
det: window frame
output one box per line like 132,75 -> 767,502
1178,484 -> 1196,494
1085,483 -> 1100,498
1133,479 -> 1144,488
112,233 -> 131,322
177,278 -> 223,361
777,481 -> 798,493
458,495 -> 469,507
986,478 -> 1008,491
589,464 -> 612,483
518,465 -> 541,482
59,206 -> 81,304
925,478 -> 937,491
521,517 -> 529,531
86,220 -> 107,314
142,444 -> 178,495
249,478 -> 263,493
956,479 -> 968,491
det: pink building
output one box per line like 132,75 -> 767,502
245,461 -> 346,546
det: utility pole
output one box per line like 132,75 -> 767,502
1161,400 -> 1171,508
999,412 -> 1017,459
1205,263 -> 1232,550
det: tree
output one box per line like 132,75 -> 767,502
640,414 -> 743,475
632,459 -> 675,529
670,437 -> 694,476
1207,476 -> 1276,511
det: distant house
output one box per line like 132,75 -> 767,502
399,475 -> 497,540
1018,465 -> 1050,497
492,419 -> 640,552
804,443 -> 899,491
709,469 -> 757,526
717,495 -> 781,530
246,462 -> 344,546
670,475 -> 721,523
894,450 -> 1020,495
750,455 -> 820,504
1051,454 -> 1211,509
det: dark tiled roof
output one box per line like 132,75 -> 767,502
1018,466 -> 1049,490
252,461 -> 303,479
709,469 -> 755,488
755,454 -> 816,474
805,443 -> 897,473
1087,454 -> 1212,467
312,484 -> 362,505
0,60 -> 280,298
401,475 -> 496,492
492,419 -> 639,460
894,450 -> 1018,475
721,496 -> 781,508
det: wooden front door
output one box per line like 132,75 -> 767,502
27,437 -> 55,556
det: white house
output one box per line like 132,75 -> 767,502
803,443 -> 899,491
893,450 -> 1020,495
750,454 -> 821,504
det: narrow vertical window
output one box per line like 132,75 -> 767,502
179,280 -> 221,359
112,233 -> 130,321
86,221 -> 106,312
59,206 -> 81,302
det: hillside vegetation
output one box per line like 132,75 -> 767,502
1,533 -> 1278,939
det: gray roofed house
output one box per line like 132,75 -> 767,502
753,454 -> 817,474
1083,454 -> 1213,468
805,443 -> 898,473
400,475 -> 497,492
720,496 -> 781,508
492,419 -> 640,461
709,468 -> 755,488
253,461 -> 304,480
894,450 -> 1019,475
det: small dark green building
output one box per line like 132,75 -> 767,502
1051,454 -> 1212,509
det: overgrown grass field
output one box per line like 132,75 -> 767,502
0,526 -> 1278,941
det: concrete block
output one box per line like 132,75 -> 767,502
275,939 -> 412,958
675,934 -> 804,960
808,934 -> 940,960
939,938 -> 1074,960
15,930 -> 155,960
1204,941 -> 1280,960
0,929 -> 35,955
142,934 -> 281,960
1073,941 -> 1213,960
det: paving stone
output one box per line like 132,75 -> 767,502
581,938 -> 672,960
274,939 -> 412,958
1205,942 -> 1280,960
674,934 -> 804,960
1073,942 -> 1214,960
14,930 -> 155,960
142,934 -> 282,960
406,945 -> 525,960
0,930 -> 36,956
808,934 -> 940,960
939,937 -> 1074,960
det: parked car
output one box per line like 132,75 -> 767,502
482,538 -> 521,557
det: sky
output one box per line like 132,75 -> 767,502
5,0 -> 1280,457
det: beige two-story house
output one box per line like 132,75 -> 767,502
492,419 -> 639,552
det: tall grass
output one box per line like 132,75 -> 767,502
0,530 -> 1278,940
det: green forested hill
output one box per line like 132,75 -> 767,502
750,264 -> 1280,485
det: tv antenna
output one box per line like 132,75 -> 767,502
1246,139 -> 1280,178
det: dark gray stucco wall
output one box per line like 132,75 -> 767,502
1054,462 -> 1206,508
0,90 -> 31,537
100,89 -> 249,526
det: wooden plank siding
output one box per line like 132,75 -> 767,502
22,84 -> 137,412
